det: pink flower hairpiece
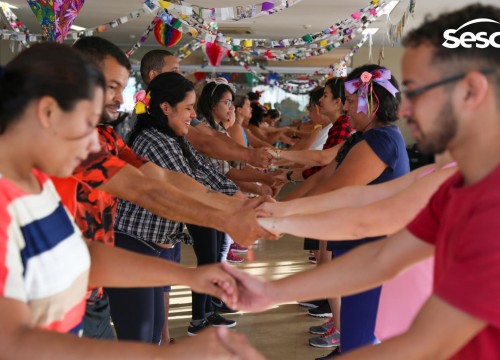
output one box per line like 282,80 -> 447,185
345,69 -> 399,118
134,90 -> 151,115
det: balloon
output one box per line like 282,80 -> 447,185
154,21 -> 182,47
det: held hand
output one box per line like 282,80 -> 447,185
258,184 -> 274,197
257,217 -> 282,238
247,147 -> 272,168
217,327 -> 266,360
222,262 -> 277,312
226,207 -> 278,246
187,264 -> 239,309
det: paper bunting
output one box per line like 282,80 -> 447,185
27,0 -> 86,42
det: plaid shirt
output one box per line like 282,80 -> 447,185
115,127 -> 238,245
302,115 -> 352,179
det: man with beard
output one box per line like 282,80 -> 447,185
52,36 -> 272,340
223,4 -> 500,359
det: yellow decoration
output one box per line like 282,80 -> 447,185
288,54 -> 294,60
320,40 -> 328,47
185,50 -> 191,56
371,0 -> 379,5
181,14 -> 187,19
158,1 -> 172,8
242,39 -> 253,47
135,102 -> 147,115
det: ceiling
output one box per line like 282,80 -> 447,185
3,0 -> 498,65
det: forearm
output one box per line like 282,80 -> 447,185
88,242 -> 192,288
187,127 -> 250,162
227,167 -> 273,185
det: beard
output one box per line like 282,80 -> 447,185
414,99 -> 457,155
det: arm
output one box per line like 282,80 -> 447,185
246,129 -> 272,148
270,144 -> 341,167
280,161 -> 337,201
98,164 -> 270,245
259,166 -> 457,239
88,242 -> 237,306
186,124 -> 271,168
287,127 -> 322,150
226,122 -> 246,147
341,295 -> 485,360
0,298 -> 249,360
303,140 -> 387,196
224,229 -> 434,311
259,163 -> 437,217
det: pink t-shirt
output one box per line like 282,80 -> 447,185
407,165 -> 500,359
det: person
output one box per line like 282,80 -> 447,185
138,49 -> 273,169
114,72 -> 243,339
0,42 -> 263,360
52,36 -> 273,340
225,4 -> 500,359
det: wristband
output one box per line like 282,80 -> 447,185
313,124 -> 322,130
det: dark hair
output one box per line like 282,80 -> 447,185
129,72 -> 194,145
247,91 -> 261,102
403,4 -> 500,89
346,64 -> 401,123
196,81 -> 235,130
324,77 -> 346,104
73,36 -> 131,71
0,43 -> 105,134
140,49 -> 174,86
266,109 -> 281,120
234,94 -> 249,108
249,102 -> 266,127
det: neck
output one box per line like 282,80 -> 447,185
329,110 -> 343,124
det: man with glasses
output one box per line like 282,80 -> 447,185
223,4 -> 500,359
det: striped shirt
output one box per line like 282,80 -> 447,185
0,169 -> 90,335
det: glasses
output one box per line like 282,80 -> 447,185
403,69 -> 495,99
218,99 -> 234,107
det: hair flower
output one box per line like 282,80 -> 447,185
134,90 -> 151,115
360,71 -> 372,83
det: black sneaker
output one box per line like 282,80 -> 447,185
308,301 -> 332,318
298,299 -> 325,309
206,313 -> 237,328
212,298 -> 238,313
315,347 -> 341,360
187,319 -> 210,336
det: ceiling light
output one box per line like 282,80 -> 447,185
381,0 -> 399,15
362,28 -> 379,36
0,2 -> 19,9
70,25 -> 86,31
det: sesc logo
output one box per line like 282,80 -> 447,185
442,18 -> 500,48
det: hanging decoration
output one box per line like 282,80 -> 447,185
387,0 -> 416,46
154,20 -> 182,47
126,13 -> 161,57
26,0 -> 86,42
203,40 -> 227,66
0,3 -> 30,50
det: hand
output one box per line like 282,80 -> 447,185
222,262 -> 277,312
226,206 -> 278,246
217,327 -> 266,360
247,147 -> 272,168
257,217 -> 282,238
257,184 -> 273,197
186,264 -> 239,309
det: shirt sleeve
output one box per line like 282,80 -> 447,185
364,128 -> 400,170
71,151 -> 128,189
114,134 -> 148,169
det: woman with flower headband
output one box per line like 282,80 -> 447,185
271,64 -> 409,358
112,72 -> 245,340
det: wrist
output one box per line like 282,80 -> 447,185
286,170 -> 296,183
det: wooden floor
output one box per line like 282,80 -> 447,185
168,234 -> 332,359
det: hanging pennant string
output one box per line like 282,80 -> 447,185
126,13 -> 161,57
0,4 -> 30,50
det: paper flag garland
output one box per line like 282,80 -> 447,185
27,0 -> 86,42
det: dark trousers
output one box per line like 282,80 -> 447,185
106,231 -> 165,344
187,224 -> 224,320
83,293 -> 116,340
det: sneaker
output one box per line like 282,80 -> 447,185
206,313 -> 237,328
227,250 -> 244,263
308,301 -> 332,318
309,326 -> 340,348
309,316 -> 335,335
298,299 -> 325,309
230,243 -> 248,253
187,319 -> 210,336
315,347 -> 341,360
212,298 -> 238,314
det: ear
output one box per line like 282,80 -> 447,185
160,102 -> 172,116
35,96 -> 59,129
148,69 -> 158,82
460,71 -> 489,113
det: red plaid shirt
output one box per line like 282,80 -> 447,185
302,115 -> 351,179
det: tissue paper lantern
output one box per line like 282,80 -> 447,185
154,21 -> 182,47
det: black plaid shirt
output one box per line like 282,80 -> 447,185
302,115 -> 352,179
115,127 -> 238,245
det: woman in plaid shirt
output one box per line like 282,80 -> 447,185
112,72 -> 243,342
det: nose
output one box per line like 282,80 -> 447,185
87,129 -> 101,154
342,102 -> 349,112
191,108 -> 197,119
114,90 -> 124,105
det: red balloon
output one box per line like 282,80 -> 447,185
204,42 -> 227,66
